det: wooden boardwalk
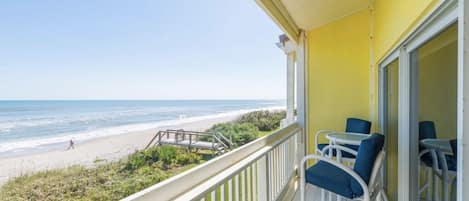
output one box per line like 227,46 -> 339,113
145,129 -> 233,154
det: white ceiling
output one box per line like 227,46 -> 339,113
280,0 -> 370,30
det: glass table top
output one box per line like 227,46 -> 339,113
326,132 -> 369,145
420,139 -> 453,154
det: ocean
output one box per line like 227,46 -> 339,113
0,100 -> 284,156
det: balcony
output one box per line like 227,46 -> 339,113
123,123 -> 303,201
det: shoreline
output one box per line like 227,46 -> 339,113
0,108 -> 268,185
0,106 -> 284,157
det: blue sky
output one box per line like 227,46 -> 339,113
0,1 -> 285,100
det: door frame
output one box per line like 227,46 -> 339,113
378,1 -> 459,200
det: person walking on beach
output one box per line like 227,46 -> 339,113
67,139 -> 75,150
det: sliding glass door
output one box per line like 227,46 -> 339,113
409,23 -> 458,201
380,21 -> 458,201
382,59 -> 399,201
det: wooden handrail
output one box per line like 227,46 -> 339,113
145,129 -> 233,153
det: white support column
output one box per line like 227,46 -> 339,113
278,34 -> 298,127
457,1 -> 468,200
295,32 -> 307,165
286,52 -> 296,123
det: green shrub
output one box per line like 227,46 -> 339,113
175,152 -> 202,165
236,110 -> 286,131
206,122 -> 259,146
156,146 -> 178,165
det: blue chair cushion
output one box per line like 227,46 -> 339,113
305,161 -> 358,199
351,133 -> 385,196
449,139 -> 457,171
344,144 -> 359,151
450,139 -> 457,158
447,156 -> 457,171
346,118 -> 372,134
419,121 -> 438,163
318,143 -> 357,159
419,121 -> 437,141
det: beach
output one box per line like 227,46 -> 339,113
0,112 -> 241,185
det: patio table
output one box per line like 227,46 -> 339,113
325,132 -> 369,162
326,132 -> 369,145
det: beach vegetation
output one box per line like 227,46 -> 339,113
0,146 -> 202,201
204,110 -> 286,147
206,122 -> 259,147
236,110 -> 286,131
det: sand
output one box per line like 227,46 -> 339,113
0,113 -> 241,185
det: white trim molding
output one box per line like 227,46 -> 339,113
457,0 -> 469,200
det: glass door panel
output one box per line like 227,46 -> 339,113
383,59 -> 399,201
410,23 -> 458,201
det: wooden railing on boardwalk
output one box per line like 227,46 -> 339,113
145,129 -> 233,154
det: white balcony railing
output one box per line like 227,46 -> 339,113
123,123 -> 302,201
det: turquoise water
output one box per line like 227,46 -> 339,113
0,100 -> 284,154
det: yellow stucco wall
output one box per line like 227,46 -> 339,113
370,0 -> 443,130
306,0 -> 445,153
302,0 -> 452,199
373,0 -> 442,62
307,10 -> 371,150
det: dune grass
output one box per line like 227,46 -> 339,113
0,146 -> 204,201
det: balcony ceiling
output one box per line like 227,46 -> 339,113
280,0 -> 369,30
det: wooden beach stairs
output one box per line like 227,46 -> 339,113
145,129 -> 233,155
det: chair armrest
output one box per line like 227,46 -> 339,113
314,130 -> 333,153
300,154 -> 370,201
418,149 -> 430,158
321,144 -> 358,157
419,149 -> 440,171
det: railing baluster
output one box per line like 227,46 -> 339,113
252,163 -> 257,200
241,170 -> 246,201
220,184 -> 225,201
281,143 -> 285,187
275,147 -> 279,197
247,166 -> 251,201
269,152 -> 273,201
235,174 -> 239,201
257,156 -> 267,201
228,179 -> 233,201
211,190 -> 216,201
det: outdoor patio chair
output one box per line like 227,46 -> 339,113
315,118 -> 372,158
418,121 -> 457,201
301,133 -> 388,201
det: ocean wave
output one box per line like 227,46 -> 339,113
0,108 -> 189,132
0,106 -> 284,153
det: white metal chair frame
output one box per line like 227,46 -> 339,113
301,145 -> 388,201
314,130 -> 334,155
418,149 -> 457,201
315,130 -> 357,167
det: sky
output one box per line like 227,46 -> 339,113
0,1 -> 285,100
